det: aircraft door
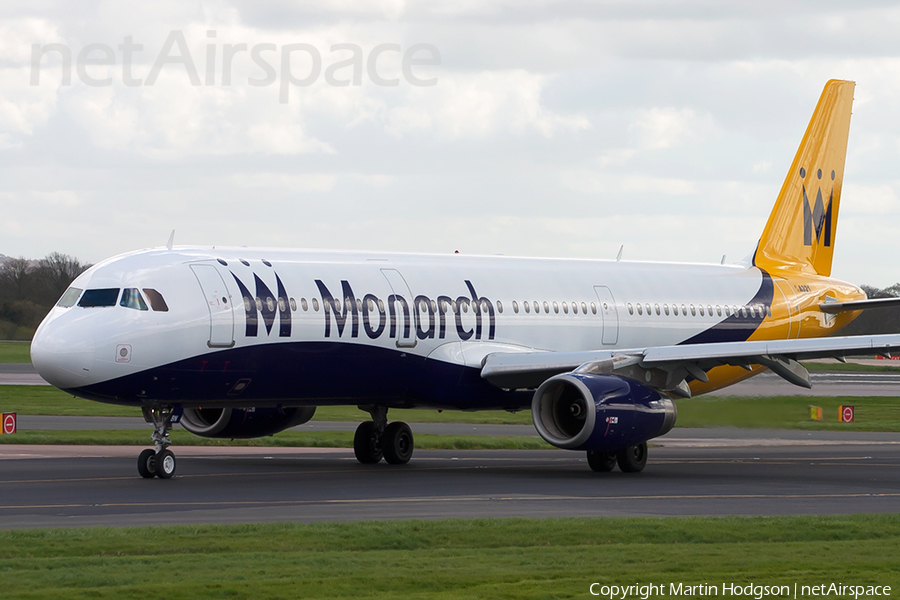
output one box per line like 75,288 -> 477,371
381,268 -> 417,348
190,264 -> 235,348
594,285 -> 619,345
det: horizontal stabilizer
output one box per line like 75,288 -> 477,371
819,296 -> 900,314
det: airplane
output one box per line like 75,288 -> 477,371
29,79 -> 900,479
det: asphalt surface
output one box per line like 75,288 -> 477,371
1,430 -> 898,529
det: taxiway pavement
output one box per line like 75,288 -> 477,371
1,429 -> 898,529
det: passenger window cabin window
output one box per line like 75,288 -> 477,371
673,304 -> 679,316
644,303 -> 650,315
544,301 -> 550,313
78,288 -> 120,308
378,299 -> 385,313
513,300 -> 519,313
716,305 -> 722,316
636,303 -> 643,315
627,303 -> 633,315
690,304 -> 696,316
582,302 -> 588,314
313,298 -> 320,311
524,301 -> 531,314
278,298 -> 286,312
663,304 -> 669,316
572,302 -> 578,315
533,301 -> 540,313
120,288 -> 148,311
497,301 -> 503,314
681,304 -> 687,316
57,287 -> 83,308
563,302 -> 569,314
553,301 -> 559,314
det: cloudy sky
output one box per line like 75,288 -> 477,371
2,1 -> 900,286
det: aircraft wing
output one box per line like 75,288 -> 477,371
481,333 -> 900,396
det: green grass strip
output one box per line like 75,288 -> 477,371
0,386 -> 532,423
675,394 -> 900,431
0,340 -> 31,363
5,385 -> 900,432
0,428 -> 549,450
0,516 -> 897,599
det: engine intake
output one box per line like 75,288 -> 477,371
180,406 -> 316,438
532,373 -> 676,451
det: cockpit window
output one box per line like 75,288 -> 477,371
56,287 -> 83,308
120,288 -> 149,311
78,288 -> 120,308
142,288 -> 169,312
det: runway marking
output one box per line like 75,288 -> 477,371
2,491 -> 900,512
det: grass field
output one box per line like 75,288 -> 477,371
0,340 -> 31,363
0,515 -> 897,599
2,386 -> 899,432
0,428 -> 550,449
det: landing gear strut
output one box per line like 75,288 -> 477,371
138,406 -> 177,479
353,406 -> 414,465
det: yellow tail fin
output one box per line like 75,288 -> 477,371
754,79 -> 855,277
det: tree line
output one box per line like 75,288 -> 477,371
0,253 -> 91,339
1,252 -> 900,340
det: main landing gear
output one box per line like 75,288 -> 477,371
138,406 -> 178,479
586,442 -> 648,473
353,406 -> 414,465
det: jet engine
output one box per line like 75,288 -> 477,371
180,406 -> 316,439
531,373 -> 676,451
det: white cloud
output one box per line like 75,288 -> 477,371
630,107 -> 715,150
386,70 -> 590,139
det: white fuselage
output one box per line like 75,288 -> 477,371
31,246 -> 775,409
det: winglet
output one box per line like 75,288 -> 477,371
754,80 -> 855,277
166,230 -> 175,251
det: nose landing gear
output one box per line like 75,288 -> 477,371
138,406 -> 178,479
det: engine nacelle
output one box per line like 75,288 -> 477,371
180,406 -> 316,439
532,373 -> 676,452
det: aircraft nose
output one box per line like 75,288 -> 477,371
30,314 -> 96,390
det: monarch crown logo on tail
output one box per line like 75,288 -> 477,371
801,167 -> 835,248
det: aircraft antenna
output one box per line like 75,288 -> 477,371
616,245 -> 624,262
721,254 -> 726,264
166,230 -> 175,251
